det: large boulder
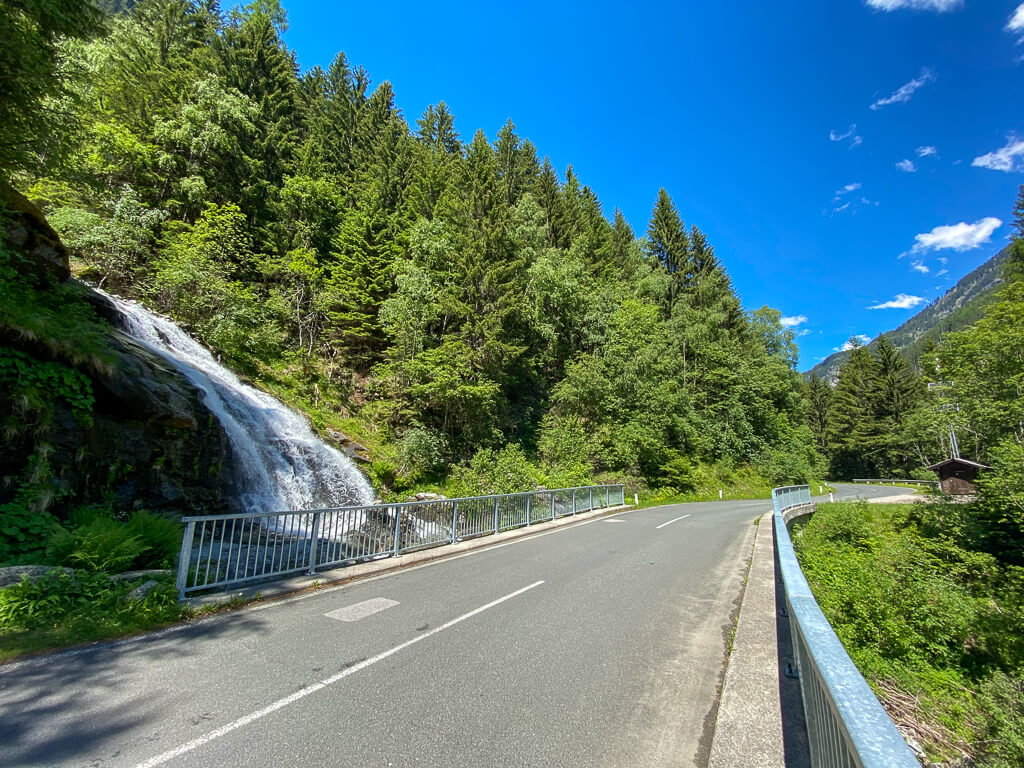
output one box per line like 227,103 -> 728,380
0,184 -> 70,282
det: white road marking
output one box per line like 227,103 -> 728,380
656,514 -> 691,530
601,519 -> 625,523
130,580 -> 545,768
325,597 -> 399,622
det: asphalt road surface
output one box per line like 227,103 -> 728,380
0,483 -> 902,768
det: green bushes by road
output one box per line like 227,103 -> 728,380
794,501 -> 1024,767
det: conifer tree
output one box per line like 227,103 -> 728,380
645,189 -> 691,313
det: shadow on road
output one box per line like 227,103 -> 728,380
0,609 -> 267,768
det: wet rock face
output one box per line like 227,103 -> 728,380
37,329 -> 234,517
0,192 -> 233,520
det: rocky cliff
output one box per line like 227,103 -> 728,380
0,185 -> 232,520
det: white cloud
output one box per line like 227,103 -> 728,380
1008,4 -> 1024,42
831,202 -> 851,215
870,68 -> 936,110
936,268 -> 949,276
916,145 -> 938,157
896,159 -> 918,172
972,137 -> 1024,172
868,294 -> 926,310
911,260 -> 930,273
830,125 -> 856,141
835,182 -> 862,197
866,0 -> 962,10
829,124 -> 863,148
909,217 -> 1003,254
780,314 -> 808,328
836,334 -> 873,352
794,328 -> 812,338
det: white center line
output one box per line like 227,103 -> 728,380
656,514 -> 691,530
131,580 -> 545,768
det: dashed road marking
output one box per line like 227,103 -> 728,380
324,597 -> 399,622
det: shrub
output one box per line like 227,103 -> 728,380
126,511 -> 183,569
0,571 -> 184,636
46,517 -> 147,573
398,427 -> 448,482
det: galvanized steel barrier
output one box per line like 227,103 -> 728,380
852,478 -> 938,488
176,484 -> 625,599
772,485 -> 918,768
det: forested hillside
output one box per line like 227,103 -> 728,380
1,0 -> 820,512
806,246 -> 1009,383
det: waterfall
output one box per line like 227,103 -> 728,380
102,292 -> 374,515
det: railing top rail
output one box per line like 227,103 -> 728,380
851,478 -> 937,484
772,488 -> 919,768
181,483 -> 624,522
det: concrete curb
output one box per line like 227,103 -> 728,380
186,504 -> 633,608
708,510 -> 786,768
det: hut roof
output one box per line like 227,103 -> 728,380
925,457 -> 990,471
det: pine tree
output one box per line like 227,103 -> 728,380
828,339 -> 880,478
0,0 -> 103,177
494,119 -> 538,208
805,374 -> 832,455
645,189 -> 691,313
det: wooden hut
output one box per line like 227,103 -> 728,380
925,458 -> 989,495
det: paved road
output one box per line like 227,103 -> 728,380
0,485 -> 902,768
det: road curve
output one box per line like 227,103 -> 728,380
0,486 -> 907,768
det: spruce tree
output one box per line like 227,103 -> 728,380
645,189 -> 691,313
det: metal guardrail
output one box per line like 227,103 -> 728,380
175,484 -> 625,598
852,478 -> 938,487
771,485 -> 919,768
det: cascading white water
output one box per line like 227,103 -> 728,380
103,292 -> 374,515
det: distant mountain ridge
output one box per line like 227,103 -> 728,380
804,246 -> 1010,382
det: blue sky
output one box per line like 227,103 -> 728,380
282,0 -> 1024,369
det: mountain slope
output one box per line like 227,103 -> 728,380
804,246 -> 1010,382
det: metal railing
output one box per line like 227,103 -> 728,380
772,485 -> 918,768
176,484 -> 625,598
852,478 -> 938,488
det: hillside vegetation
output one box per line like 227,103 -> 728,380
2,0 -> 820,519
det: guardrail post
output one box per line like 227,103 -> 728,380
525,493 -> 531,527
176,520 -> 196,601
572,489 -> 577,515
450,501 -> 459,543
392,506 -> 403,556
306,511 -> 322,575
551,491 -> 556,521
493,496 -> 500,533
589,487 -> 593,511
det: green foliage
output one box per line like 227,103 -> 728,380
398,427 -> 448,482
43,509 -> 180,572
448,445 -> 542,497
796,501 -> 1024,765
125,510 -> 183,568
0,499 -> 63,564
49,186 -> 167,289
0,0 -> 103,178
0,570 -> 187,660
151,202 -> 280,364
4,0 -> 820,507
46,517 -> 147,572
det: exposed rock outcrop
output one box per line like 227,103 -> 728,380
1,189 -> 233,520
